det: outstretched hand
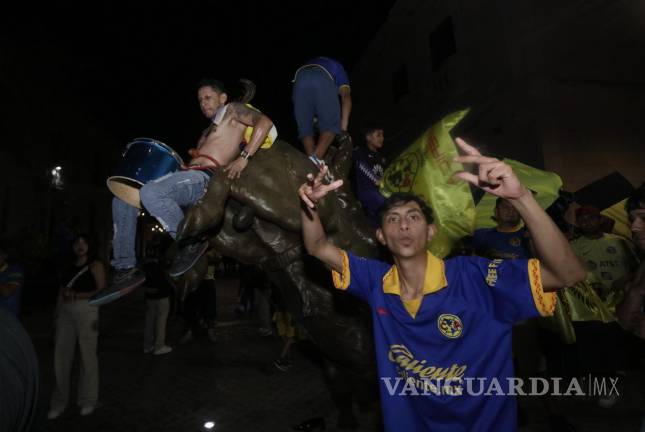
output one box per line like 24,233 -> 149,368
452,137 -> 527,200
298,165 -> 344,209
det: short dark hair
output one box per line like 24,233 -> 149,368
626,182 -> 645,213
197,78 -> 226,94
363,125 -> 383,137
377,193 -> 434,226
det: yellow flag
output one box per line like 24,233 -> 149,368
380,109 -> 475,258
558,272 -> 616,323
601,199 -> 631,239
475,159 -> 563,229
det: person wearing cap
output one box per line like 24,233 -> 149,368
353,126 -> 386,226
292,56 -> 352,167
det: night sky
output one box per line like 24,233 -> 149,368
6,1 -> 395,159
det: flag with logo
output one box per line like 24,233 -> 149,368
380,109 -> 475,258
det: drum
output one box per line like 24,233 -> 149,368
107,138 -> 184,208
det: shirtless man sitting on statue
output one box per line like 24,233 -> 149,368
99,78 -> 276,305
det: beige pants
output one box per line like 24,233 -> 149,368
50,300 -> 99,410
144,298 -> 170,350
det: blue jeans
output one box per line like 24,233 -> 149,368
111,170 -> 210,269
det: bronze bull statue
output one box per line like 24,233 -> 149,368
178,138 -> 382,428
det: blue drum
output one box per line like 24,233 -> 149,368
107,138 -> 184,208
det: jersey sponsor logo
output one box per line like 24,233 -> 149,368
388,344 -> 467,380
485,259 -> 503,286
437,313 -> 463,339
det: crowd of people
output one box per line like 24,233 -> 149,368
0,54 -> 643,432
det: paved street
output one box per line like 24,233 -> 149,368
20,278 -> 645,432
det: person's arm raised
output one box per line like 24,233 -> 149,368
298,166 -> 345,273
453,138 -> 586,291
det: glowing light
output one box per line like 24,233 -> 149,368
204,421 -> 215,430
55,166 -> 62,171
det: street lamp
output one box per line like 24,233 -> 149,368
48,165 -> 64,190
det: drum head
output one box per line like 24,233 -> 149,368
131,138 -> 184,165
107,176 -> 144,209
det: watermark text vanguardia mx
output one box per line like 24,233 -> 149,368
380,375 -> 619,397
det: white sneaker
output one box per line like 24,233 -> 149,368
153,345 -> 172,355
80,405 -> 95,416
47,409 -> 62,420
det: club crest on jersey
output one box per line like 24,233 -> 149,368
437,314 -> 463,339
509,237 -> 521,247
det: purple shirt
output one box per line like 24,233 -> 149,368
354,146 -> 386,226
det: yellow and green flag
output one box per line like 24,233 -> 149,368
380,109 -> 475,258
474,159 -> 563,229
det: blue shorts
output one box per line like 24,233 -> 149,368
292,66 -> 341,139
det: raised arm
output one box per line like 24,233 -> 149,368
339,86 -> 352,132
453,138 -> 586,291
298,166 -> 345,273
224,102 -> 274,179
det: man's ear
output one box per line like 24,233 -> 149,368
427,224 -> 437,242
376,228 -> 387,246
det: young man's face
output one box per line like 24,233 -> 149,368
494,199 -> 521,226
365,129 -> 384,152
197,86 -> 227,119
376,201 -> 435,259
629,208 -> 645,251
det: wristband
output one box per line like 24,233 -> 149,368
240,149 -> 252,160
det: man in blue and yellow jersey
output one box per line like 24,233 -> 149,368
292,56 -> 352,166
298,138 -> 586,431
467,197 -> 532,260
